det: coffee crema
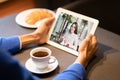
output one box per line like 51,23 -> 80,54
33,51 -> 48,57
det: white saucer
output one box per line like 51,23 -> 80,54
15,8 -> 55,28
25,56 -> 58,74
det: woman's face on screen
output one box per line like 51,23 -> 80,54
70,24 -> 76,33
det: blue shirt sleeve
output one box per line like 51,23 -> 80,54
0,48 -> 40,80
53,63 -> 86,80
0,36 -> 40,80
0,36 -> 20,55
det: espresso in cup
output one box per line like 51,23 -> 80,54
30,47 -> 55,70
33,51 -> 48,57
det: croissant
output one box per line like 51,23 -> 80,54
25,9 -> 53,25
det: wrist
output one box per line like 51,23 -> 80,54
20,33 -> 41,48
31,32 -> 41,44
75,55 -> 88,68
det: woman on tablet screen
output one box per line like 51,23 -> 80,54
60,22 -> 78,50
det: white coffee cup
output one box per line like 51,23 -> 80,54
30,47 -> 56,70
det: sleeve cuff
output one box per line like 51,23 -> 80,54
18,36 -> 22,49
54,63 -> 86,80
66,63 -> 86,77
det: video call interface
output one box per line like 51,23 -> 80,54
50,12 -> 94,51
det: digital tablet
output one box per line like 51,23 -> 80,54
47,8 -> 99,56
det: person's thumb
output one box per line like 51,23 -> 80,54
45,17 -> 55,26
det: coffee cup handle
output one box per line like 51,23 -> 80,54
49,56 -> 56,64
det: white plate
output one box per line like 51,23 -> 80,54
25,56 -> 58,74
15,8 -> 55,28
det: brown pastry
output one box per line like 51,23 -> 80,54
25,9 -> 54,25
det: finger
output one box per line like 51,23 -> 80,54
89,35 -> 98,55
91,35 -> 97,46
86,34 -> 93,41
37,17 -> 55,28
44,17 -> 55,26
90,35 -> 97,50
85,34 -> 93,48
43,17 -> 55,33
78,35 -> 90,51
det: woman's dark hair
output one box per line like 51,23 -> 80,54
70,22 -> 78,34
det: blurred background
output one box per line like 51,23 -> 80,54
0,0 -> 120,35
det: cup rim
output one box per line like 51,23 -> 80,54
30,47 -> 51,59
